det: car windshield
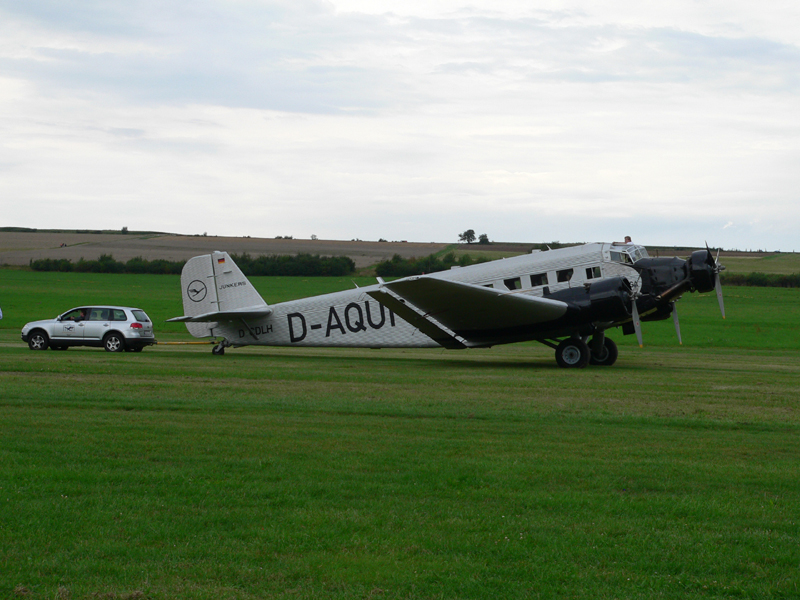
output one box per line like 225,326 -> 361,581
132,310 -> 150,322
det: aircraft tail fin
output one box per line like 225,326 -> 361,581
169,251 -> 271,338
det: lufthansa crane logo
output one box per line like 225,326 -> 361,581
187,280 -> 208,303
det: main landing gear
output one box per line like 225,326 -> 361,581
210,338 -> 230,355
554,336 -> 618,368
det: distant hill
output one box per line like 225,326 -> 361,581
2,230 -> 794,274
0,231 -> 448,270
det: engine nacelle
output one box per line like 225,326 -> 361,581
547,277 -> 632,323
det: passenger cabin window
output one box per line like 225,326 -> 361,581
112,309 -> 127,321
556,268 -> 573,283
504,277 -> 521,290
530,273 -> 547,287
586,266 -> 601,279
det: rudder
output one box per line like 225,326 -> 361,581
177,251 -> 269,338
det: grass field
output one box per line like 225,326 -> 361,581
718,253 -> 800,275
1,271 -> 799,599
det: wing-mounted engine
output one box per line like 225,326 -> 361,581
546,276 -> 633,326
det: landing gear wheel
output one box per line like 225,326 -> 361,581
103,333 -> 126,352
589,337 -> 618,367
212,344 -> 225,356
555,338 -> 590,368
28,331 -> 49,351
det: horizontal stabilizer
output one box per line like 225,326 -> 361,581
168,306 -> 273,323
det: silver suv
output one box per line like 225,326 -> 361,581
21,306 -> 156,352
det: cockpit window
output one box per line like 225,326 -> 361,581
610,251 -> 632,264
610,245 -> 649,264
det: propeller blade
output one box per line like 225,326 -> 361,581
631,295 -> 643,347
672,302 -> 682,345
712,247 -> 726,319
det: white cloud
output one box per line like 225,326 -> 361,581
1,0 -> 799,250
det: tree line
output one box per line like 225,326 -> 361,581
228,253 -> 355,276
30,253 -> 356,277
25,253 -> 800,286
375,252 -> 488,277
720,272 -> 800,288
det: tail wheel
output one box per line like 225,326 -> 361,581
589,337 -> 618,366
212,344 -> 225,356
103,333 -> 126,352
555,338 -> 590,368
28,331 -> 49,351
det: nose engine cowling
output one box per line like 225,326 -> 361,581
634,249 -> 719,302
687,249 -> 717,294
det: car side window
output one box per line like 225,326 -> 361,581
89,309 -> 110,321
112,309 -> 127,321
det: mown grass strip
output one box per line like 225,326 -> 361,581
1,271 -> 799,599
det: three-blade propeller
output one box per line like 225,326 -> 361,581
635,246 -> 725,347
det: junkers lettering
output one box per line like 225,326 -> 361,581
288,301 -> 396,343
220,281 -> 247,290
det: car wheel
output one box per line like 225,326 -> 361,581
103,333 -> 126,352
28,330 -> 49,351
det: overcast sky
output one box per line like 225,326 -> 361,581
2,1 -> 799,250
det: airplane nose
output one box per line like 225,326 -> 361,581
688,249 -> 717,294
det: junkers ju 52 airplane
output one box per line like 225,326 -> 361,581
169,239 -> 725,368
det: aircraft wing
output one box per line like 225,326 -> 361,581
367,276 -> 569,347
167,306 -> 273,323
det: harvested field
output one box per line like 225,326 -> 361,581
0,231 -> 448,269
2,231 -> 795,273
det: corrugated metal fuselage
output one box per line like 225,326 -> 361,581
212,243 -> 641,349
